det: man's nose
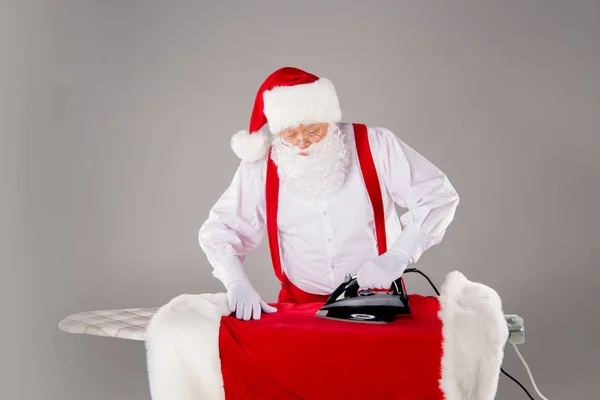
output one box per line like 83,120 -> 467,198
296,139 -> 311,150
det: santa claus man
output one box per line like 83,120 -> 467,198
198,67 -> 460,321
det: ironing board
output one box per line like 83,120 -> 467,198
59,270 -> 518,400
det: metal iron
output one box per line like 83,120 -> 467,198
315,273 -> 411,323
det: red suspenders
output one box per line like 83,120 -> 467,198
353,123 -> 388,255
265,123 -> 388,291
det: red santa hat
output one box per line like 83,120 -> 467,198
230,67 -> 343,162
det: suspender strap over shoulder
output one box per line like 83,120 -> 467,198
353,123 -> 387,255
265,153 -> 289,287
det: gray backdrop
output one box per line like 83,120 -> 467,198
3,1 -> 599,399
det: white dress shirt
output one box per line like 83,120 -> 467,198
198,123 -> 459,295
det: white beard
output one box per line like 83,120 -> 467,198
271,123 -> 351,201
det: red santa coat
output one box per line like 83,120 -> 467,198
144,124 -> 509,399
144,270 -> 509,399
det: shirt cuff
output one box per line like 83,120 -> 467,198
211,255 -> 250,289
388,224 -> 427,264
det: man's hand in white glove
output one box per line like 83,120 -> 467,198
226,279 -> 277,321
356,250 -> 411,289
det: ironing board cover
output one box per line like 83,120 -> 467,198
58,307 -> 157,341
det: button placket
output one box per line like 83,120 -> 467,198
321,203 -> 334,260
321,201 -> 338,288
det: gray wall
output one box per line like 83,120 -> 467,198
3,1 -> 599,399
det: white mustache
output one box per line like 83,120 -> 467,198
290,139 -> 326,156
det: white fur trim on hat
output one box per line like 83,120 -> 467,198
230,129 -> 270,162
262,78 -> 342,133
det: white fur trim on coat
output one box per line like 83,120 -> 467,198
230,129 -> 270,162
145,293 -> 230,400
262,78 -> 342,133
144,272 -> 509,400
438,270 -> 509,400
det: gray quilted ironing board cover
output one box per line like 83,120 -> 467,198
58,307 -> 158,341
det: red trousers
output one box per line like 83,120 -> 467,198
277,282 -> 330,304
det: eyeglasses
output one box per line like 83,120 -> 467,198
279,124 -> 326,147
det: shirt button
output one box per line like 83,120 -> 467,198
331,264 -> 336,269
323,211 -> 328,215
327,238 -> 332,243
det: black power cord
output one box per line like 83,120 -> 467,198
403,268 -> 535,400
500,367 -> 535,400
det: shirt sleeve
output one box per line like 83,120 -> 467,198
198,160 -> 267,288
371,127 -> 460,263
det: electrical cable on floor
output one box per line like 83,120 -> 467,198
403,268 -> 545,399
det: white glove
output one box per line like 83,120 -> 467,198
226,279 -> 277,321
356,250 -> 411,289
